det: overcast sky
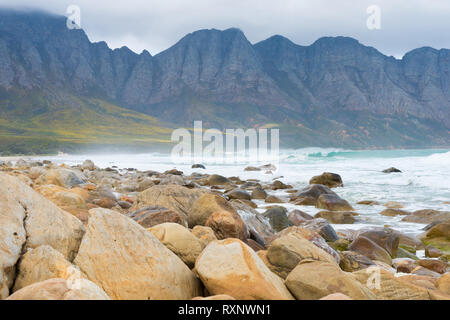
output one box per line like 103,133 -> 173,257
1,0 -> 449,58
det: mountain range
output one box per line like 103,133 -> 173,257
0,9 -> 449,154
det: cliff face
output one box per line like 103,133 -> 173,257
0,9 -> 449,149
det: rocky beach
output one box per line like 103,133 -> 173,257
1,154 -> 449,300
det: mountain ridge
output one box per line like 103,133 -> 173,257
0,9 -> 449,154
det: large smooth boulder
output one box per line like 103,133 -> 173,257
265,233 -> 337,278
73,208 -> 202,300
207,174 -> 231,186
13,245 -> 86,292
36,168 -> 86,188
189,193 -> 236,227
316,194 -> 354,211
134,185 -> 207,222
309,172 -> 343,188
205,210 -> 248,241
285,260 -> 375,300
348,236 -> 392,265
6,278 -> 110,300
195,239 -> 294,300
149,223 -> 204,268
127,206 -> 188,228
0,173 -> 84,299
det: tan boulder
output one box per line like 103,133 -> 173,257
348,236 -> 392,265
6,278 -> 110,300
0,173 -> 84,299
265,232 -> 337,279
314,211 -> 356,224
134,185 -> 207,222
285,260 -> 375,300
13,245 -> 86,292
149,223 -> 204,268
74,208 -> 202,300
309,172 -> 343,188
189,193 -> 236,227
353,268 -> 437,300
205,210 -> 248,241
191,226 -> 218,248
316,194 -> 353,211
195,239 -> 294,300
436,273 -> 450,295
128,206 -> 188,228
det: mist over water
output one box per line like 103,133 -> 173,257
32,148 -> 450,236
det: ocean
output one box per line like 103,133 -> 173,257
28,148 -> 450,238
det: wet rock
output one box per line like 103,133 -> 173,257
357,200 -> 380,205
191,164 -> 205,169
262,207 -> 291,232
309,172 -> 343,188
244,166 -> 261,171
358,229 -> 400,257
383,201 -> 404,209
417,259 -> 446,274
393,258 -> 418,273
314,211 -> 356,224
164,169 -> 183,175
251,186 -> 267,199
225,189 -> 251,200
348,236 -> 392,265
127,206 -> 188,228
287,209 -> 313,225
271,180 -> 290,190
301,218 -> 339,242
425,246 -> 443,258
339,251 -> 375,272
285,260 -> 375,300
264,195 -> 286,203
380,208 -> 410,216
419,222 -> 450,252
195,239 -> 293,300
316,194 -> 353,211
382,167 -> 402,173
207,174 -> 231,186
291,184 -> 337,206
402,209 -> 450,224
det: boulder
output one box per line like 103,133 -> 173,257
191,164 -> 206,169
134,185 -> 207,223
81,160 -> 96,171
137,178 -> 155,192
244,166 -> 261,171
73,208 -> 202,300
357,200 -> 380,205
353,268 -> 439,300
271,180 -> 291,190
301,218 -> 339,242
205,210 -> 248,241
285,260 -> 375,300
402,210 -> 450,224
384,201 -> 404,209
6,278 -> 110,300
195,239 -> 294,300
265,233 -> 337,278
339,251 -> 375,272
207,174 -> 231,186
309,172 -> 343,188
436,273 -> 450,295
380,209 -> 410,217
149,223 -> 204,268
189,193 -> 236,227
291,184 -> 337,206
419,222 -> 450,252
382,167 -> 402,173
265,195 -> 286,203
358,229 -> 400,257
225,189 -> 251,200
425,246 -> 443,258
191,226 -> 218,248
36,168 -> 86,188
251,186 -> 267,200
127,206 -> 188,228
348,236 -> 392,265
316,194 -> 353,211
262,207 -> 291,232
287,209 -> 313,225
417,259 -> 446,274
13,245 -> 86,292
314,211 -> 356,224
